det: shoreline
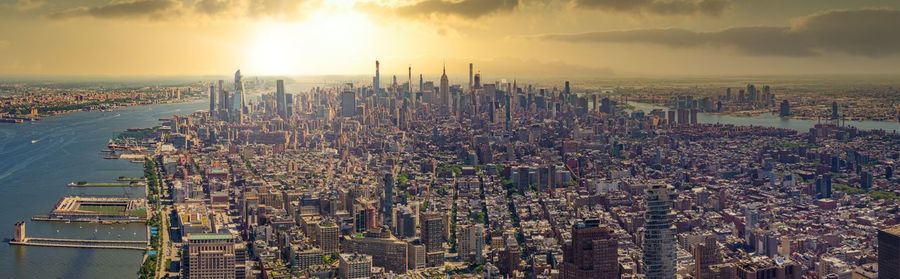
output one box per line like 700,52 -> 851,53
0,97 -> 203,124
627,102 -> 899,123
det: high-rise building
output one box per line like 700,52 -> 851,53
339,253 -> 372,279
457,224 -> 485,264
395,206 -> 417,238
285,93 -> 294,119
341,90 -> 357,117
373,60 -> 381,93
879,226 -> 900,279
182,233 -> 237,279
561,219 -> 619,279
692,234 -> 721,279
439,64 -> 450,109
208,84 -> 216,116
421,212 -> 445,266
747,84 -> 757,104
276,80 -> 286,119
316,219 -> 340,253
232,70 -> 244,123
831,101 -> 840,120
779,100 -> 791,117
643,184 -> 677,279
468,63 -> 473,92
382,171 -> 394,223
217,79 -> 227,113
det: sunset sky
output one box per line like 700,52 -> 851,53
1,0 -> 899,77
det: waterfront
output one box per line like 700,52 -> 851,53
0,101 -> 205,279
628,102 -> 900,133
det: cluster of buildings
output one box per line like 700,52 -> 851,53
143,63 -> 898,279
0,82 -> 196,122
625,83 -> 900,122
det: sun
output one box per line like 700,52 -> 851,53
245,6 -> 376,76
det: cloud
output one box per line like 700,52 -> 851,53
48,0 -> 181,20
244,0 -> 311,19
535,8 -> 900,57
571,0 -> 729,16
16,0 -> 44,11
44,0 -> 312,20
362,0 -> 520,19
192,0 -> 232,15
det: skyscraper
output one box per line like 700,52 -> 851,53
439,64 -> 449,109
468,63 -> 473,92
831,101 -> 839,120
276,80 -> 286,119
561,219 -> 619,279
879,226 -> 900,279
208,84 -> 216,116
382,171 -> 394,223
217,79 -> 227,113
644,184 -> 677,279
779,100 -> 791,117
182,233 -> 237,279
232,70 -> 244,124
374,60 -> 381,93
341,90 -> 357,117
421,212 -> 445,267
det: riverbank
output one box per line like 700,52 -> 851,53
627,102 -> 900,132
0,101 -> 206,279
0,97 -> 203,125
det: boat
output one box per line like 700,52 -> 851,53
31,139 -> 39,144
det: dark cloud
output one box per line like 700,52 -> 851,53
49,0 -> 179,20
193,0 -> 232,15
536,9 -> 900,57
572,0 -> 729,16
365,0 -> 520,19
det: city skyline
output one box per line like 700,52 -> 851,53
1,0 -> 900,77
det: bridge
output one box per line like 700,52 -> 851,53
9,237 -> 148,251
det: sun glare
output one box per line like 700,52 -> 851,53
246,7 -> 376,76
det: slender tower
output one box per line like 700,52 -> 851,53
468,63 -> 474,92
217,79 -> 226,116
232,70 -> 245,124
440,63 -> 450,109
408,66 -> 412,98
374,60 -> 381,93
208,83 -> 216,115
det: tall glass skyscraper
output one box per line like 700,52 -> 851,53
643,184 -> 677,279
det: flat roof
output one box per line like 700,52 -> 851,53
187,233 -> 232,240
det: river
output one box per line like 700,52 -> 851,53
627,102 -> 900,133
0,101 -> 206,279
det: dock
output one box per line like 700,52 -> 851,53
10,237 -> 148,251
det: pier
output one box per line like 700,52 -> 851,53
10,237 -> 148,251
8,222 -> 147,251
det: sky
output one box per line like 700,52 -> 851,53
1,0 -> 899,78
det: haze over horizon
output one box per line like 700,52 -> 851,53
2,0 -> 900,77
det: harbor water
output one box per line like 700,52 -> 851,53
0,101 -> 205,279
